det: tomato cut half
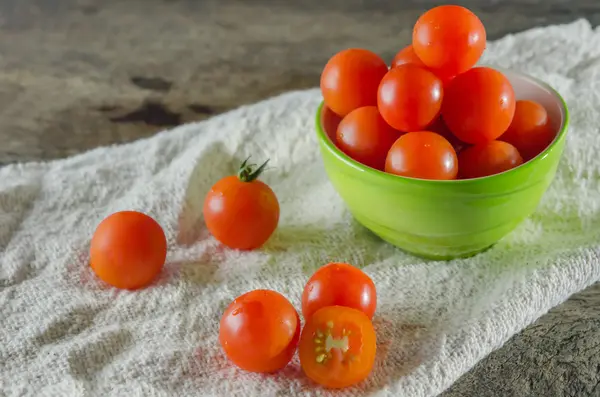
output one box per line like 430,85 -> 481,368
299,306 -> 377,389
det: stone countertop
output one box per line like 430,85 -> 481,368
1,0 -> 599,395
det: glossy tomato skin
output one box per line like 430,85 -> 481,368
413,5 -> 486,77
377,64 -> 443,132
219,289 -> 301,373
442,67 -> 516,145
320,48 -> 389,117
322,105 -> 343,142
90,211 -> 167,290
299,305 -> 377,389
426,117 -> 466,154
458,141 -> 524,179
336,106 -> 401,170
500,100 -> 555,161
391,45 -> 455,84
385,131 -> 458,180
302,262 -> 377,321
203,175 -> 279,250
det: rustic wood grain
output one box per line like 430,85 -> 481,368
1,1 -> 599,396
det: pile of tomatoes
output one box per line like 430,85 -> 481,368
219,262 -> 378,389
321,5 -> 556,180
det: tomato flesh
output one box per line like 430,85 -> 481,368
336,106 -> 401,170
385,131 -> 458,180
302,262 -> 377,321
458,141 -> 524,179
299,306 -> 377,389
219,289 -> 300,373
377,64 -> 443,132
500,100 -> 555,161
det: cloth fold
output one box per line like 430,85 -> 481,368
2,19 -> 600,397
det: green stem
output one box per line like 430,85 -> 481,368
237,156 -> 270,182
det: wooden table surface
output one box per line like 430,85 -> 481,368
1,0 -> 599,395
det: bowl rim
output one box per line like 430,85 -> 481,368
315,69 -> 570,185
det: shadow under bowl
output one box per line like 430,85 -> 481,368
315,69 -> 569,260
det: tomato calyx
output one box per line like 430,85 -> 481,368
237,157 -> 270,182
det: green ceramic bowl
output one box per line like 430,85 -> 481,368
315,69 -> 569,260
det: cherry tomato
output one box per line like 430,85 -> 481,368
500,100 -> 555,161
299,305 -> 376,389
322,105 -> 343,142
90,211 -> 167,290
413,5 -> 486,77
203,158 -> 279,250
385,131 -> 458,180
336,106 -> 401,170
320,48 -> 389,117
377,64 -> 443,132
391,45 -> 455,84
458,141 -> 523,179
442,67 -> 516,145
219,289 -> 300,373
302,262 -> 377,321
427,117 -> 466,154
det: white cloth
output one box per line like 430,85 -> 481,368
2,19 -> 600,397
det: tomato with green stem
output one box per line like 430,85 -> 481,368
219,289 -> 300,373
203,158 -> 279,250
299,305 -> 377,389
302,262 -> 377,321
90,211 -> 167,290
458,141 -> 523,179
385,131 -> 458,180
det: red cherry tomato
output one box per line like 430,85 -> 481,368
391,45 -> 455,84
299,306 -> 377,389
427,117 -> 466,154
322,105 -> 343,142
385,131 -> 458,180
377,64 -> 443,132
442,67 -> 516,145
413,5 -> 486,77
500,100 -> 555,161
336,106 -> 401,170
302,262 -> 377,321
458,141 -> 524,179
203,158 -> 279,250
320,48 -> 389,117
90,211 -> 167,290
219,289 -> 300,373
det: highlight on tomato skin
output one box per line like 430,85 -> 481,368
298,305 -> 377,389
219,289 -> 301,373
302,262 -> 377,321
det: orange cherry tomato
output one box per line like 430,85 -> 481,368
391,44 -> 455,84
412,5 -> 486,77
90,211 -> 167,290
320,48 -> 389,117
336,106 -> 401,170
322,105 -> 343,142
385,131 -> 458,180
299,306 -> 377,389
458,141 -> 524,179
203,158 -> 279,250
377,64 -> 443,132
219,289 -> 300,373
302,262 -> 377,321
500,100 -> 555,161
442,67 -> 516,145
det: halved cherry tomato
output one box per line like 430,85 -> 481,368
377,64 -> 443,132
442,67 -> 516,145
302,262 -> 377,321
412,5 -> 486,77
90,211 -> 167,290
385,131 -> 458,180
203,158 -> 279,250
219,289 -> 300,373
299,306 -> 377,389
320,48 -> 389,117
458,141 -> 523,179
500,100 -> 555,161
336,106 -> 401,170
